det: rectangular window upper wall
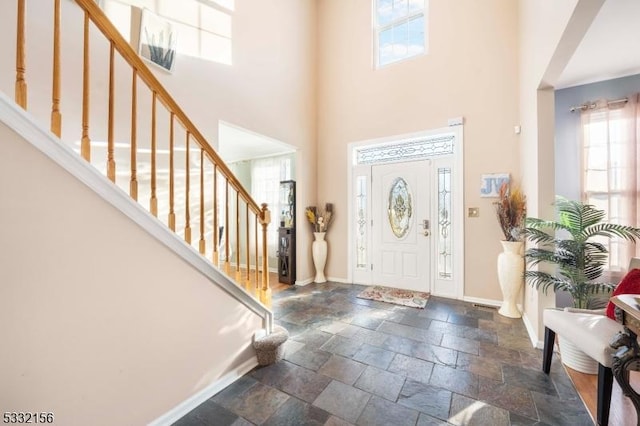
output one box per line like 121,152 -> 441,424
374,0 -> 427,68
581,98 -> 639,274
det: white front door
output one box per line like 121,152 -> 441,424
371,160 -> 431,292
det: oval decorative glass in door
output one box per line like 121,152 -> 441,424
387,177 -> 413,238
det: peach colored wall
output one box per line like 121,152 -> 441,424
317,0 -> 520,300
0,0 -> 318,282
0,121 -> 264,425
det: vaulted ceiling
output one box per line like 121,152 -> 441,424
556,0 -> 640,89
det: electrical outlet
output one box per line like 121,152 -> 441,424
468,207 -> 479,217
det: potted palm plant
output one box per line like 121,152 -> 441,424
524,197 -> 640,309
524,196 -> 640,374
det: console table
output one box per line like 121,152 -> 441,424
610,294 -> 640,421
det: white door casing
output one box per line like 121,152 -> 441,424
372,160 -> 431,292
348,126 -> 464,299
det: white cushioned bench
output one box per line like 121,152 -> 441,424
542,257 -> 640,426
544,308 -> 623,368
543,308 -> 622,426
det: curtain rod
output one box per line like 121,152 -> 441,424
569,97 -> 628,113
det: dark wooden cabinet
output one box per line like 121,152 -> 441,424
278,228 -> 296,284
278,180 -> 296,284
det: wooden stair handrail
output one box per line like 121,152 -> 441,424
7,0 -> 273,308
73,0 -> 262,216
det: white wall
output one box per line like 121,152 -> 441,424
317,0 -> 520,301
0,120 -> 265,425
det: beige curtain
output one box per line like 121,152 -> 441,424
581,93 -> 639,275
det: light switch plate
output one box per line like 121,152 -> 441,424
468,207 -> 479,217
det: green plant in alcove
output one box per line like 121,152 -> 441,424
524,197 -> 640,308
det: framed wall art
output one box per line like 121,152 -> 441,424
480,173 -> 509,197
138,8 -> 177,73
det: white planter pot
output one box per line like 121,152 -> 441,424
312,232 -> 327,283
497,241 -> 524,318
558,337 -> 599,374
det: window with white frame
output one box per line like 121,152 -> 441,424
581,97 -> 639,273
374,0 -> 427,67
250,155 -> 292,257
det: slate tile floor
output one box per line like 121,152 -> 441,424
174,282 -> 592,425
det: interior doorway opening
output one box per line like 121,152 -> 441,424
218,121 -> 297,275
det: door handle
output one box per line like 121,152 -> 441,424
422,219 -> 430,236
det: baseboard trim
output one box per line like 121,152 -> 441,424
522,312 -> 544,349
295,277 -> 350,286
295,277 -> 314,286
149,356 -> 258,426
462,296 -> 501,308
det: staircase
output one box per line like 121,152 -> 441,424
0,1 -> 275,424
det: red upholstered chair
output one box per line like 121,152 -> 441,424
606,268 -> 640,319
542,258 -> 640,426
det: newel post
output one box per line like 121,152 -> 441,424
259,203 -> 271,306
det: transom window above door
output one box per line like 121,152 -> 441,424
374,0 -> 427,67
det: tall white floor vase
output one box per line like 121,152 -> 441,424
497,241 -> 524,318
312,232 -> 327,283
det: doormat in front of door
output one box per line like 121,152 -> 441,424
357,286 -> 430,309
